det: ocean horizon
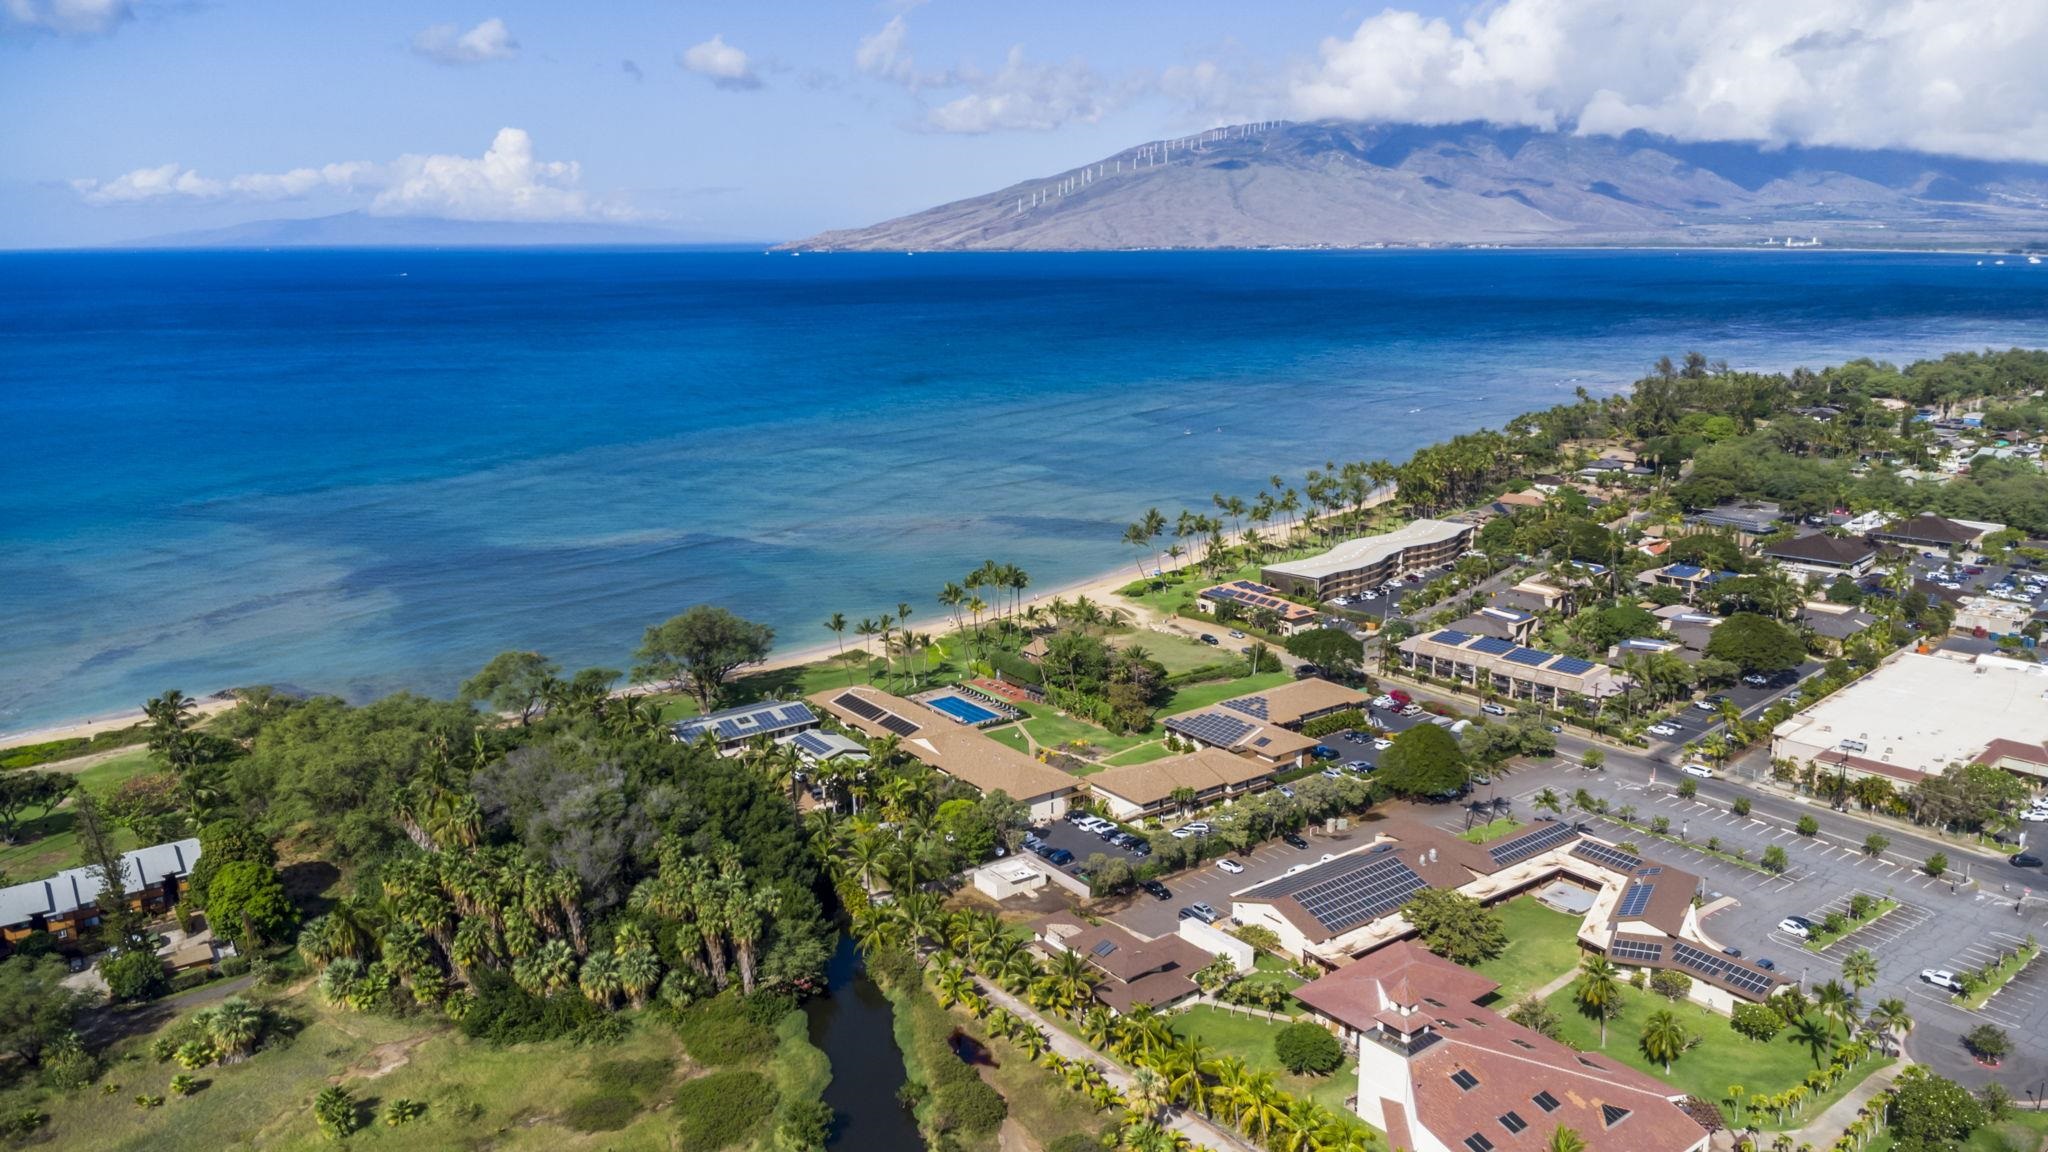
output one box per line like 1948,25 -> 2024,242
5,247 -> 2047,733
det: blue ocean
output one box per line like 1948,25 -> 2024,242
4,248 -> 2046,731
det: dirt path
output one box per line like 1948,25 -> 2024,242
340,1031 -> 438,1082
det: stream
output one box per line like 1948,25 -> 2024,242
806,933 -> 924,1150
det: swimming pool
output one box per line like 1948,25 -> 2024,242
925,694 -> 1001,725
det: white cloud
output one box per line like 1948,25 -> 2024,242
411,17 -> 517,66
72,129 -> 621,221
1290,0 -> 2048,162
2,0 -> 132,38
679,33 -> 761,90
926,48 -> 1109,134
855,13 -> 1108,133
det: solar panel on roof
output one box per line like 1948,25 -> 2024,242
1464,1135 -> 1493,1152
791,730 -> 836,756
1673,941 -> 1774,998
834,692 -> 885,721
1487,821 -> 1577,868
1636,866 -> 1662,877
1220,695 -> 1271,720
1572,841 -> 1643,874
1450,1069 -> 1479,1091
1431,629 -> 1473,645
1616,882 -> 1656,918
1090,939 -> 1117,957
880,714 -> 919,737
1468,636 -> 1516,656
1549,656 -> 1596,676
1498,1112 -> 1527,1135
1287,852 -> 1429,933
1611,939 -> 1664,963
1167,711 -> 1257,748
1505,647 -> 1552,666
1532,1091 -> 1560,1113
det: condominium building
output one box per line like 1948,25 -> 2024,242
1261,520 -> 1474,601
1396,629 -> 1629,705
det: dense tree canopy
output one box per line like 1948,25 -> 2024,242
633,606 -> 775,710
1378,724 -> 1468,798
458,651 -> 560,725
1704,613 -> 1806,673
1283,629 -> 1365,678
1400,888 -> 1507,965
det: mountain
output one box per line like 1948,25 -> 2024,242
124,211 -> 734,248
790,121 -> 2048,251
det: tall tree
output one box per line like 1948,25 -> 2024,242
457,651 -> 559,725
1574,956 -> 1622,1047
634,606 -> 775,710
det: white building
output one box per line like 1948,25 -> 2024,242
1771,651 -> 2048,786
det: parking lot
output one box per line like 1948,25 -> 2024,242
1500,756 -> 2048,1088
1105,825 -> 1364,938
1640,660 -> 1822,757
1027,819 -> 1150,870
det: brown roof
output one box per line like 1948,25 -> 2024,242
1202,677 -> 1370,728
1496,490 -> 1547,508
1162,709 -> 1317,761
1235,823 -> 1506,944
1087,747 -> 1275,807
1606,869 -> 1695,939
1034,914 -> 1208,1013
1976,738 -> 2048,769
1763,532 -> 1878,567
1877,513 -> 1980,546
1298,942 -> 1707,1152
811,686 -> 1077,801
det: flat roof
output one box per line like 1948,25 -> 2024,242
1263,519 -> 1470,581
1772,652 -> 2048,777
1198,580 -> 1319,621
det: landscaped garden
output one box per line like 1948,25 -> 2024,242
1167,1004 -> 1359,1116
1471,896 -> 1585,1003
1543,981 -> 1892,1130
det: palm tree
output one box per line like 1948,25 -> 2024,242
1815,980 -> 1860,1040
1127,1066 -> 1173,1123
1236,1071 -> 1287,1144
1575,956 -> 1622,1047
616,941 -> 661,1009
824,612 -> 850,682
1533,788 -> 1563,817
1840,948 -> 1878,996
1545,1125 -> 1589,1152
578,951 -> 622,1009
1789,1014 -> 1835,1068
1867,997 -> 1913,1056
1045,951 -> 1099,1015
205,997 -> 263,1062
1640,1009 -> 1688,1073
934,964 -> 973,1009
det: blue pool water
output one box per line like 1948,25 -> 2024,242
6,247 -> 2048,731
924,694 -> 1001,726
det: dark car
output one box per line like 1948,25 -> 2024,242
1141,880 -> 1172,901
1198,633 -> 1219,646
1282,832 -> 1309,850
1046,848 -> 1074,866
1721,946 -> 1744,959
2012,853 -> 2044,869
1177,902 -> 1220,924
1311,745 -> 1340,761
1755,957 -> 1777,972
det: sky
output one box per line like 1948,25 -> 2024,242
5,0 -> 2047,247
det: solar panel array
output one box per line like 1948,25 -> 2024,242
1287,852 -> 1428,933
1487,821 -> 1577,868
1673,941 -> 1775,998
1610,938 -> 1665,963
1616,882 -> 1656,918
789,730 -> 841,758
1431,629 -> 1473,646
1505,646 -> 1553,666
1166,711 -> 1256,748
1220,695 -> 1270,720
1667,564 -> 1705,579
832,692 -> 921,737
1572,841 -> 1643,874
1498,1111 -> 1527,1135
1468,635 -> 1517,656
1463,1134 -> 1494,1152
675,701 -> 817,743
1549,656 -> 1597,676
1209,582 -> 1309,616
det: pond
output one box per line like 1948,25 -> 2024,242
806,933 -> 924,1150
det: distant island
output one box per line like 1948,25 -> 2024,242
789,120 -> 2048,252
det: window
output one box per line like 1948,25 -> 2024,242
1602,1104 -> 1632,1128
1463,1135 -> 1495,1152
1423,997 -> 1447,1008
1450,1069 -> 1479,1091
1510,1038 -> 1536,1050
1577,1056 -> 1604,1071
1465,1016 -> 1487,1028
1532,1091 -> 1561,1113
1499,1111 -> 1527,1134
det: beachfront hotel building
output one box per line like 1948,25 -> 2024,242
1260,519 -> 1474,601
1395,630 -> 1629,706
809,686 -> 1077,820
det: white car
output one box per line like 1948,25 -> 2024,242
1481,703 -> 1507,716
1371,696 -> 1394,709
1681,763 -> 1715,779
1648,724 -> 1679,737
1217,858 -> 1245,874
1373,738 -> 1394,751
2024,809 -> 2048,823
1777,916 -> 1812,939
1361,591 -> 1378,601
1921,968 -> 1964,992
1228,630 -> 1246,639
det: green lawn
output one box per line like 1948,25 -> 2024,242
1473,896 -> 1585,1004
1123,633 -> 1240,675
0,748 -> 154,877
1160,672 -> 1295,716
1542,983 -> 1891,1130
986,726 -> 1030,753
1459,817 -> 1524,844
1168,1005 -> 1358,1118
1102,742 -> 1175,766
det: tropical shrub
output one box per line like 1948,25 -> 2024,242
673,1070 -> 776,1149
1275,1022 -> 1343,1075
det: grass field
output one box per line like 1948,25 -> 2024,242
1101,742 -> 1175,766
1867,1110 -> 2048,1152
0,748 -> 155,877
1473,896 -> 1585,1004
1159,672 -> 1294,716
12,986 -> 828,1152
1125,632 -> 1241,676
1459,817 -> 1524,844
1168,1005 -> 1359,1117
1542,982 -> 1891,1130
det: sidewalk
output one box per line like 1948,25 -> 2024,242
975,977 -> 1258,1152
1787,1058 -> 1907,1146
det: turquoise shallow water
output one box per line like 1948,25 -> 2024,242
3,247 -> 2045,731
